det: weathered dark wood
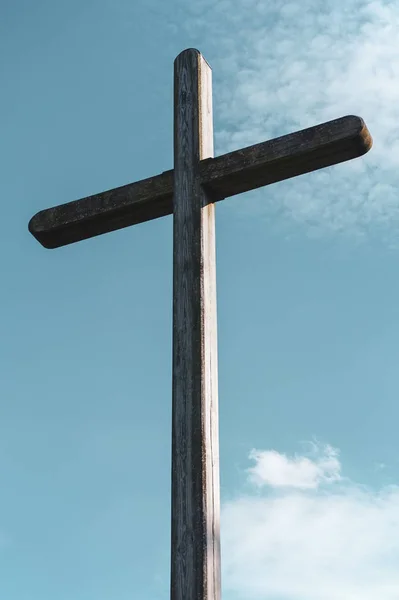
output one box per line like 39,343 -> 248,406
202,114 -> 371,199
171,48 -> 220,600
28,115 -> 372,249
27,46 -> 374,600
28,170 -> 173,249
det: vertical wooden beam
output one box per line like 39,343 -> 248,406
171,49 -> 221,600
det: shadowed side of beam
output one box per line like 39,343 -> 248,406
28,170 -> 174,249
28,115 -> 372,249
202,115 -> 372,199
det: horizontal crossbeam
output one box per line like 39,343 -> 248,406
29,115 -> 372,249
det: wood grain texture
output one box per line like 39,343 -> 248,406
202,114 -> 372,200
28,116 -> 372,249
171,48 -> 221,600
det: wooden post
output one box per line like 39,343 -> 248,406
171,49 -> 221,600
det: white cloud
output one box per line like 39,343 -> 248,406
222,443 -> 399,600
248,443 -> 341,489
182,0 -> 399,241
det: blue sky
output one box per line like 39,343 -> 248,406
1,0 -> 399,598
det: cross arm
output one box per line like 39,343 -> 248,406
202,115 -> 371,199
29,115 -> 371,249
29,169 -> 174,249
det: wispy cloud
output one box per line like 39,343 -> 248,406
222,442 -> 399,600
182,0 -> 399,241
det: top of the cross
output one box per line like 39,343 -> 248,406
175,48 -> 212,70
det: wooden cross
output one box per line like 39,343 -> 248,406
29,49 -> 372,600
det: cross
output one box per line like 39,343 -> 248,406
29,49 -> 372,600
